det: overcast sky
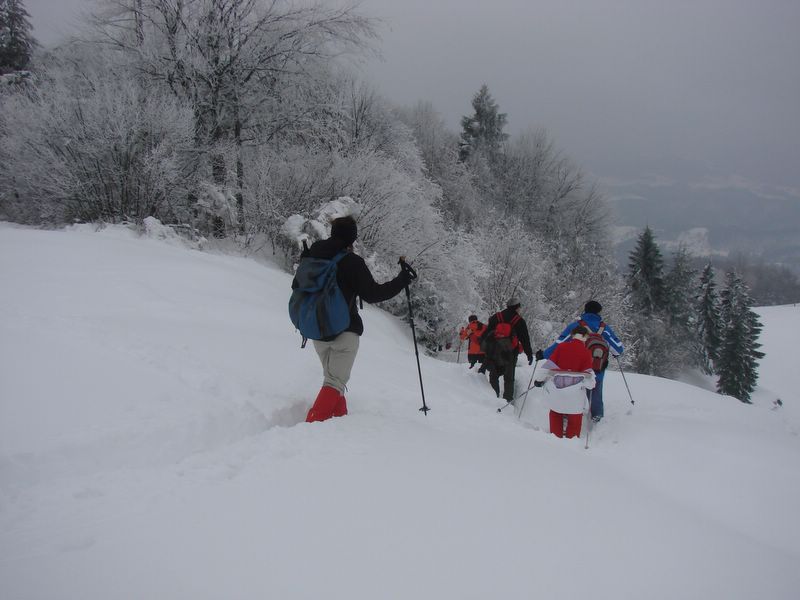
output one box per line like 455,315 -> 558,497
23,0 -> 800,191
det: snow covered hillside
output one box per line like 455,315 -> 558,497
1,223 -> 798,600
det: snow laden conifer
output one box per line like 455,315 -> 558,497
662,246 -> 698,372
695,263 -> 722,375
0,0 -> 36,74
665,247 -> 696,330
626,226 -> 671,375
716,270 -> 765,403
627,226 -> 666,314
459,84 -> 508,165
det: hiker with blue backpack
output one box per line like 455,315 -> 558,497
289,216 -> 413,423
536,300 -> 623,423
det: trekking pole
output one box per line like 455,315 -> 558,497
495,361 -> 539,415
399,258 -> 429,415
497,400 -> 514,413
614,355 -> 635,406
584,402 -> 591,450
457,339 -> 462,364
517,360 -> 539,420
496,371 -> 541,412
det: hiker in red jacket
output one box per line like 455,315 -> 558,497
534,326 -> 596,438
459,315 -> 487,372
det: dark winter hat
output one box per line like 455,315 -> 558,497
584,300 -> 602,314
507,297 -> 521,309
330,216 -> 358,246
468,315 -> 478,322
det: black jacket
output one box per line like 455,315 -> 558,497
296,237 -> 409,339
482,307 -> 534,360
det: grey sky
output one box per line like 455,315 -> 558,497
357,0 -> 800,190
24,0 -> 800,191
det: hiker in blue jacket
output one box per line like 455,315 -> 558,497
537,300 -> 623,423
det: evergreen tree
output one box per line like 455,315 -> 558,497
625,227 -> 674,376
627,226 -> 666,315
716,270 -> 765,403
662,246 -> 697,372
0,0 -> 36,74
628,313 -> 671,376
695,263 -> 722,375
665,247 -> 696,327
459,84 -> 508,163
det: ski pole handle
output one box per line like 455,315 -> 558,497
398,257 -> 418,280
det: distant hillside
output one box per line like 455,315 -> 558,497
606,179 -> 800,272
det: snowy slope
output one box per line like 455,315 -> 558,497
1,223 -> 798,600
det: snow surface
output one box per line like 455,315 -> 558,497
1,222 -> 798,600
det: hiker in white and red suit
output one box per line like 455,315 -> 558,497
539,300 -> 624,424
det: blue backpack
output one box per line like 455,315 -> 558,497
288,251 -> 351,343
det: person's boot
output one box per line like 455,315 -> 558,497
306,386 -> 342,422
333,392 -> 348,418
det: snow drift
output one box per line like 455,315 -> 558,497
1,222 -> 798,600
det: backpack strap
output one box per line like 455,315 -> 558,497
580,319 -> 607,339
509,314 -> 522,352
497,312 -> 520,326
332,250 -> 358,313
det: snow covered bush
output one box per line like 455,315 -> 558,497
0,46 -> 196,224
279,197 -> 361,265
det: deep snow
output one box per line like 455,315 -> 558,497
1,222 -> 798,600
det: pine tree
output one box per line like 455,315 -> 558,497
627,226 -> 666,315
665,247 -> 696,327
662,246 -> 697,372
625,227 -> 670,375
695,263 -> 721,375
0,0 -> 36,74
716,270 -> 765,403
459,84 -> 508,163
628,313 -> 671,376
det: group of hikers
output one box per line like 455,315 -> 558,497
459,299 -> 624,438
459,300 -> 534,403
291,215 -> 624,440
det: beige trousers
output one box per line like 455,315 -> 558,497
312,332 -> 360,394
